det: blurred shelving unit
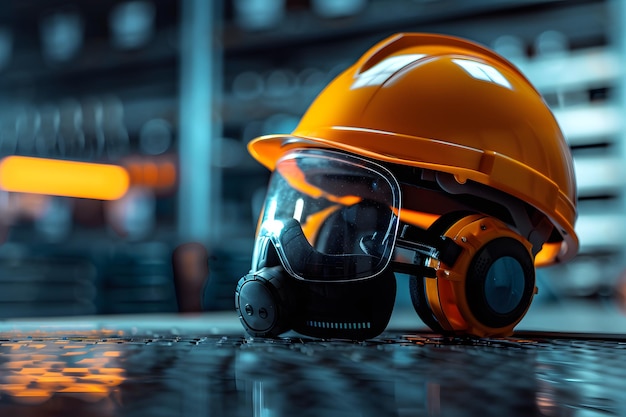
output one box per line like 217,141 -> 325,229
0,0 -> 622,318
0,0 -> 182,317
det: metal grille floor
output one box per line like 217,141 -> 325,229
0,320 -> 624,417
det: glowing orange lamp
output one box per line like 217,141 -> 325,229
0,156 -> 130,200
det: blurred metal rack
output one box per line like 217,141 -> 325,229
0,0 -> 623,317
0,0 -> 183,318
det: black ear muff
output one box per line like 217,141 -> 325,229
235,266 -> 294,337
465,237 -> 535,329
409,212 -> 536,337
409,211 -> 474,333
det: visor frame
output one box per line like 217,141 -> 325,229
252,148 -> 403,283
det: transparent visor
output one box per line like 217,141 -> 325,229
252,149 -> 401,282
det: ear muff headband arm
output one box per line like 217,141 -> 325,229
389,260 -> 436,278
398,222 -> 463,266
390,221 -> 467,279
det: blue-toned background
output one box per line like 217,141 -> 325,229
0,0 -> 623,332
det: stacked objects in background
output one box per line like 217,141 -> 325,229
0,244 -> 98,318
101,242 -> 178,315
0,0 -> 181,319
0,239 -> 179,318
500,29 -> 624,298
0,97 -> 131,161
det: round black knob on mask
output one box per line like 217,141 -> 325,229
235,266 -> 292,337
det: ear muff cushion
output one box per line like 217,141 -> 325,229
409,211 -> 474,333
409,274 -> 447,333
465,236 -> 535,328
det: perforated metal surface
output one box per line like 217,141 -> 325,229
0,327 -> 625,417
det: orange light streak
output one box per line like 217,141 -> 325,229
0,156 -> 130,200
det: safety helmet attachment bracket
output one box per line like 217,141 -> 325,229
435,171 -> 554,256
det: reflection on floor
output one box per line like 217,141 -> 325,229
0,310 -> 625,417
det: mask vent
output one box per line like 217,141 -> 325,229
306,321 -> 371,330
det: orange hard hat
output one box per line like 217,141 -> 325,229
248,32 -> 578,265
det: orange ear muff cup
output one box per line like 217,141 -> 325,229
418,214 -> 536,337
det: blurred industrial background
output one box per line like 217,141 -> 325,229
0,0 -> 623,322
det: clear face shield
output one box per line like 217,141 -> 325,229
251,149 -> 402,282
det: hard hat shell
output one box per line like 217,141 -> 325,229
248,33 -> 578,265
